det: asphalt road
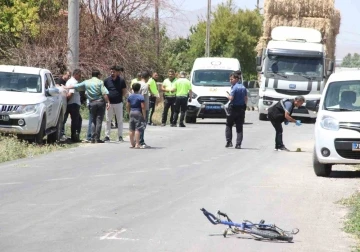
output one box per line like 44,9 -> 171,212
0,111 -> 359,252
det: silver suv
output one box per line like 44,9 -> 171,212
0,65 -> 65,144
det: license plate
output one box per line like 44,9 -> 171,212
205,105 -> 222,110
0,115 -> 9,121
352,142 -> 360,151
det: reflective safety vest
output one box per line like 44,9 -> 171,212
268,98 -> 295,122
162,78 -> 177,96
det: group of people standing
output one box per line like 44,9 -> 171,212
56,66 -> 304,151
56,66 -> 192,148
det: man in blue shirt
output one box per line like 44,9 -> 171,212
225,72 -> 247,149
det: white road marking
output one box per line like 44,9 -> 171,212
178,164 -> 189,168
156,168 -> 172,171
192,162 -> 202,165
91,174 -> 117,178
46,178 -> 75,181
0,182 -> 23,186
202,159 -> 211,162
99,229 -> 138,241
128,170 -> 148,174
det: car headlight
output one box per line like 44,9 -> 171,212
320,116 -> 339,131
191,92 -> 198,99
17,104 -> 40,114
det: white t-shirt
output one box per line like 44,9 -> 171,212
139,80 -> 149,110
66,77 -> 81,105
56,85 -> 68,114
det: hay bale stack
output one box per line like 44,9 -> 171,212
264,0 -> 335,18
257,0 -> 341,62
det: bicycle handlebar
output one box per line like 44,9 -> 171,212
200,208 -> 219,225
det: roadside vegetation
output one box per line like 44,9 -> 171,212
0,124 -> 120,164
340,193 -> 360,252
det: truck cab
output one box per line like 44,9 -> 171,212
186,57 -> 241,123
256,26 -> 334,121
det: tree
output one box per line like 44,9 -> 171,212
180,0 -> 262,80
341,53 -> 360,68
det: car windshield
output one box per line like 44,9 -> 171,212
324,80 -> 360,111
192,69 -> 233,86
0,72 -> 41,93
266,55 -> 323,79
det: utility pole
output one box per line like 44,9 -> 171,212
256,0 -> 260,10
68,0 -> 79,72
205,0 -> 211,57
155,0 -> 160,62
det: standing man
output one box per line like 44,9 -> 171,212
65,69 -> 82,142
65,69 -> 110,143
225,72 -> 247,149
56,70 -> 71,86
161,69 -> 177,126
148,71 -> 159,126
138,70 -> 150,148
267,96 -> 304,151
172,71 -> 192,127
103,65 -> 127,142
131,72 -> 142,87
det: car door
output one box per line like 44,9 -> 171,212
47,73 -> 62,126
44,73 -> 55,128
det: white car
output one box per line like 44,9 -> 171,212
307,70 -> 360,177
0,65 -> 65,144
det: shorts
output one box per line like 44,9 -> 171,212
129,111 -> 146,131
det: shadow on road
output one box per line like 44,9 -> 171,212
208,233 -> 292,243
329,170 -> 360,178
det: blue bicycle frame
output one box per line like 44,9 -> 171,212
201,208 -> 272,230
200,208 -> 299,242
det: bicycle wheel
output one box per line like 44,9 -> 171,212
250,227 -> 293,242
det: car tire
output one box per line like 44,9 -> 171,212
259,113 -> 267,121
34,118 -> 46,145
313,149 -> 332,177
185,116 -> 196,124
47,111 -> 63,144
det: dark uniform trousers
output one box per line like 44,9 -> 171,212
162,96 -> 176,124
225,105 -> 246,145
89,100 -> 106,141
268,99 -> 295,149
173,96 -> 188,125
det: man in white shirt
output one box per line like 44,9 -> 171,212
65,69 -> 82,142
138,71 -> 150,148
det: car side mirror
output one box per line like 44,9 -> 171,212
327,61 -> 334,77
46,88 -> 60,97
256,56 -> 262,66
305,100 -> 319,112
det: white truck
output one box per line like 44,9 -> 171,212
256,26 -> 334,121
0,65 -> 65,144
186,57 -> 242,123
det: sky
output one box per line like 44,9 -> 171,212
161,0 -> 360,60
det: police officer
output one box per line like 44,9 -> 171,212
172,71 -> 192,127
267,96 -> 305,151
225,72 -> 247,149
161,69 -> 177,126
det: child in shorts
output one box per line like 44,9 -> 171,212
126,83 -> 146,148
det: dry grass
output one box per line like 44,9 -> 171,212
255,0 -> 341,64
264,0 -> 335,18
258,0 -> 341,63
0,134 -> 72,163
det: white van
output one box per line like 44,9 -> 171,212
186,57 -> 241,123
307,70 -> 360,177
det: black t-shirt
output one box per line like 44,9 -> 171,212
103,76 -> 127,104
56,77 -> 66,86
